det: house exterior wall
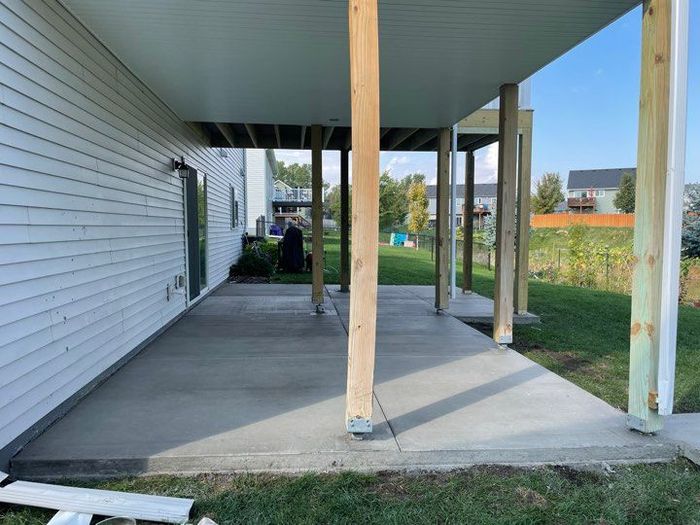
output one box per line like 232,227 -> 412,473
0,0 -> 246,457
245,149 -> 275,235
568,188 -> 619,213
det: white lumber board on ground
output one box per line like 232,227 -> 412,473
0,471 -> 7,483
47,511 -> 93,525
0,481 -> 192,524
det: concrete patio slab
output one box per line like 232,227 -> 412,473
12,284 -> 675,479
662,413 -> 700,465
393,285 -> 540,324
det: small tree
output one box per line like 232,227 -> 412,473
613,172 -> 636,213
531,173 -> 564,214
682,188 -> 700,259
324,184 -> 340,221
276,161 -> 312,188
482,214 -> 497,250
407,180 -> 429,234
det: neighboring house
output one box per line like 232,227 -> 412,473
245,149 -> 277,235
566,168 -> 636,214
0,1 -> 247,465
272,180 -> 313,228
427,183 -> 497,229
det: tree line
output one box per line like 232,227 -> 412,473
276,161 -> 430,233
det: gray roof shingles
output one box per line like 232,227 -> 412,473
567,168 -> 636,190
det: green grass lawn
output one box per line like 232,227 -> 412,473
2,463 -> 699,524
274,233 -> 700,413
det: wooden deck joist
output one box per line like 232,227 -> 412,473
192,117 -> 526,153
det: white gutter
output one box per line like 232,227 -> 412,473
658,0 -> 689,416
450,124 -> 458,298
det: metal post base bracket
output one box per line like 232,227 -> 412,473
314,303 -> 326,314
346,417 -> 372,434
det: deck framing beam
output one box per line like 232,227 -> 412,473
244,123 -> 259,148
274,124 -> 282,148
387,128 -> 419,150
345,0 -> 380,434
493,84 -> 518,344
628,0 -> 672,433
214,123 -> 237,148
462,150 -> 475,293
311,124 -> 324,306
434,128 -> 450,310
323,126 -> 335,149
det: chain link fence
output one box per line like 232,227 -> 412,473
379,228 -> 700,305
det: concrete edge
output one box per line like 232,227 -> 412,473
455,314 -> 540,325
668,441 -> 700,466
11,444 -> 679,481
0,280 -> 229,473
679,445 -> 700,466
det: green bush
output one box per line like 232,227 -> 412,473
232,251 -> 274,277
566,225 -> 598,288
252,241 -> 279,267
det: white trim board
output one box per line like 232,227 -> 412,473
0,481 -> 193,524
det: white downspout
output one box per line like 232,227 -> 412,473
658,0 -> 689,416
450,124 -> 458,299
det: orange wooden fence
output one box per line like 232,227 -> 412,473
530,213 -> 635,229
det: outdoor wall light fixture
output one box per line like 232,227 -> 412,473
172,156 -> 190,179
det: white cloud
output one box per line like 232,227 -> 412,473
385,155 -> 409,170
474,143 -> 498,183
275,150 -> 308,162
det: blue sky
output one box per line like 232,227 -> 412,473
276,4 -> 699,188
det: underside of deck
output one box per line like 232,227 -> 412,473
12,284 -> 673,480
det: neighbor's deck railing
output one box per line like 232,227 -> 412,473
274,188 -> 312,202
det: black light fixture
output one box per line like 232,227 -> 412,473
172,156 -> 190,179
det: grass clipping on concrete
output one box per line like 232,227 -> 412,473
2,463 -> 700,524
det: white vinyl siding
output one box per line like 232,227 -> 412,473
245,149 -> 274,235
0,0 -> 245,452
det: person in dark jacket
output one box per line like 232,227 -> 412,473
281,221 -> 305,272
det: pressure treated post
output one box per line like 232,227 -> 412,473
339,149 -> 350,293
462,150 -> 475,294
514,128 -> 532,314
628,0 -> 671,434
311,124 -> 324,307
435,128 -> 450,310
493,84 -> 518,344
345,0 -> 380,434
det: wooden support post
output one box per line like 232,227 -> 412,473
340,149 -> 350,293
434,128 -> 450,310
514,128 -> 532,314
311,124 -> 324,306
493,84 -> 518,344
462,151 -> 475,293
345,0 -> 380,434
628,0 -> 671,434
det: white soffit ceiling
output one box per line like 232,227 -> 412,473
61,0 -> 640,128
